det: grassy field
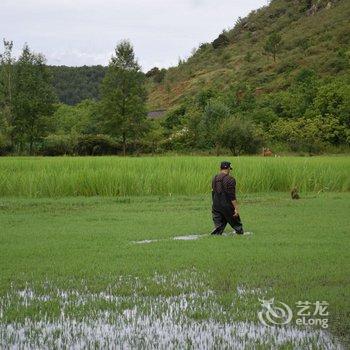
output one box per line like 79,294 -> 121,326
0,156 -> 349,197
0,188 -> 349,347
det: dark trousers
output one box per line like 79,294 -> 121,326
211,205 -> 244,235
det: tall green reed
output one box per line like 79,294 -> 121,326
0,156 -> 348,197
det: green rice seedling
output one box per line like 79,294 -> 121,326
0,156 -> 348,197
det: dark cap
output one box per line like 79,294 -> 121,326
220,161 -> 232,170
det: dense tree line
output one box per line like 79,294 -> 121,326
49,65 -> 107,105
1,0 -> 349,159
0,40 -> 149,156
0,38 -> 349,156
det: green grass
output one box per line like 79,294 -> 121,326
0,156 -> 349,197
0,192 -> 349,347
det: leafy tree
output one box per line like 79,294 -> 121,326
294,69 -> 318,104
318,115 -> 350,146
12,45 -> 57,154
311,81 -> 350,126
145,67 -> 166,83
162,106 -> 187,132
269,117 -> 319,153
110,40 -> 140,70
264,32 -> 282,61
0,40 -> 15,147
250,107 -> 278,127
269,115 -> 349,153
199,100 -> 230,150
195,89 -> 216,110
53,99 -> 100,136
99,40 -> 147,155
225,83 -> 256,112
212,34 -> 230,49
184,107 -> 202,147
145,67 -> 159,78
143,119 -> 164,154
153,68 -> 166,83
216,116 -> 264,155
264,91 -> 304,119
202,100 -> 230,127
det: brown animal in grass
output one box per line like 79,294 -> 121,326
291,187 -> 300,200
262,148 -> 273,157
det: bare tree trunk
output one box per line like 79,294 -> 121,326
29,140 -> 34,155
215,143 -> 220,156
122,132 -> 126,156
5,62 -> 14,148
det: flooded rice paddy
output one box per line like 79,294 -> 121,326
132,232 -> 253,245
0,272 -> 342,349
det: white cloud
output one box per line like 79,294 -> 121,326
0,0 -> 267,71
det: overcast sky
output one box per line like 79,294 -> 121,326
1,0 -> 268,72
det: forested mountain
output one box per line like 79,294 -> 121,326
147,0 -> 350,109
49,65 -> 107,105
1,0 -> 349,156
49,0 -> 349,109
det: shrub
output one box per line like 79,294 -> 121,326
255,72 -> 276,85
0,134 -> 12,156
216,116 -> 264,155
196,89 -> 217,109
268,115 -> 349,153
159,127 -> 195,152
221,51 -> 231,62
312,81 -> 350,125
40,134 -> 74,156
250,107 -> 278,126
198,43 -> 211,51
74,134 -> 120,155
276,59 -> 298,74
264,32 -> 282,61
145,67 -> 160,78
244,51 -> 253,62
162,106 -> 187,131
145,67 -> 166,83
336,26 -> 350,45
212,34 -> 230,49
153,69 -> 166,83
124,140 -> 155,155
265,91 -> 304,119
200,100 -> 231,148
324,53 -> 349,73
295,38 -> 310,55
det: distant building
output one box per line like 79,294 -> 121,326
147,109 -> 167,119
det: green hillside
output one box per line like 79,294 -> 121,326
1,0 -> 348,156
147,0 -> 350,110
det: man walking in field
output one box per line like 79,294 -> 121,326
211,161 -> 244,235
